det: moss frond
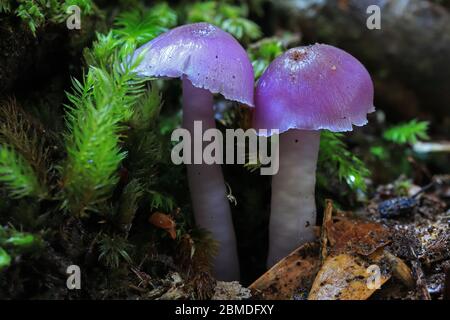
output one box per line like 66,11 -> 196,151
0,247 -> 11,271
114,3 -> 177,46
129,84 -> 162,132
125,85 -> 164,185
62,39 -> 147,216
383,119 -> 430,145
117,179 -> 144,232
0,99 -> 52,188
186,1 -> 261,42
0,225 -> 43,251
149,190 -> 175,213
318,131 -> 371,192
0,145 -> 44,199
98,234 -> 132,269
176,228 -> 217,299
0,0 -> 11,13
248,38 -> 284,79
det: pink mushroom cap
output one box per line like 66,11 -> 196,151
253,44 -> 375,134
133,23 -> 254,107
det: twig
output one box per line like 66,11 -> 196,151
320,199 -> 334,263
129,284 -> 146,293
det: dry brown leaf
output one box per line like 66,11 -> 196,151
249,243 -> 320,300
308,253 -> 390,300
326,218 -> 391,256
369,249 -> 415,289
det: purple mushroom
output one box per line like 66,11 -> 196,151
133,23 -> 254,280
253,44 -> 374,267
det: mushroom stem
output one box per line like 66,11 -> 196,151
267,129 -> 320,267
182,77 -> 240,281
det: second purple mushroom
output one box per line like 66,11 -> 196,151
254,44 -> 375,267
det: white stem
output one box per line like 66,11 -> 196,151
182,77 -> 240,281
267,129 -> 320,267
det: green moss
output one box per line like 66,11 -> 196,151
185,1 -> 261,43
383,119 -> 430,145
0,145 -> 45,199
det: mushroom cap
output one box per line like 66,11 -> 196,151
133,23 -> 254,106
253,44 -> 375,133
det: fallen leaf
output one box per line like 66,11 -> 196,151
249,243 -> 320,300
370,249 -> 415,289
308,253 -> 390,300
326,218 -> 391,256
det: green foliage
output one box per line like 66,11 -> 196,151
318,131 -> 370,191
367,119 -> 431,182
0,100 -> 52,190
63,0 -> 93,13
130,85 -> 162,131
149,190 -> 175,212
6,0 -> 95,35
117,179 -> 144,231
0,226 -> 42,250
383,119 -> 430,145
60,2 -> 174,216
98,234 -> 132,268
185,1 -> 261,42
84,32 -> 119,67
62,39 -> 147,216
61,2 -> 176,217
125,85 -> 164,182
248,38 -> 284,79
0,0 -> 12,13
15,0 -> 46,34
0,2 -> 189,285
0,248 -> 11,271
114,3 -> 177,46
370,145 -> 388,160
0,226 -> 42,271
0,145 -> 44,199
393,178 -> 413,196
